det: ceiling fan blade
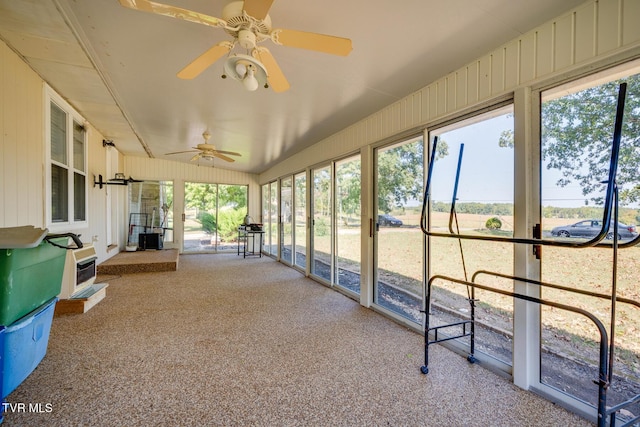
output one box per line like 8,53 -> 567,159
214,150 -> 241,156
177,41 -> 233,79
253,47 -> 290,93
242,0 -> 275,21
271,29 -> 352,56
190,153 -> 202,162
118,0 -> 226,28
212,152 -> 236,162
165,150 -> 199,155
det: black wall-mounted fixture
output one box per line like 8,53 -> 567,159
102,139 -> 116,148
93,173 -> 142,189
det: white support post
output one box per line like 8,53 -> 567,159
512,86 -> 542,389
359,145 -> 374,307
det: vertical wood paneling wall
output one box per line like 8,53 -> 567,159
0,41 -> 45,228
260,0 -> 640,183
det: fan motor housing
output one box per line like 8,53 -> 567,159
222,0 -> 272,38
237,30 -> 256,49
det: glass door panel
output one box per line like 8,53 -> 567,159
311,166 -> 332,282
217,184 -> 248,252
335,156 -> 361,294
540,71 -> 640,417
183,182 -> 218,253
269,181 -> 278,256
294,172 -> 307,270
128,180 -> 174,246
428,108 -> 514,365
374,137 -> 424,322
262,184 -> 270,253
280,177 -> 293,264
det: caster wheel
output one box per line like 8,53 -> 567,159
420,365 -> 429,374
467,355 -> 477,364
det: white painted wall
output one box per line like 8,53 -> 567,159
1,40 -> 45,228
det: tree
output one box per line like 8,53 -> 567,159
377,141 -> 423,213
541,76 -> 640,206
313,168 -> 331,217
336,159 -> 361,225
218,184 -> 247,210
184,183 -> 216,212
376,139 -> 449,214
496,76 -> 639,206
485,217 -> 502,230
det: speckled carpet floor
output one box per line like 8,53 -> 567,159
4,253 -> 591,426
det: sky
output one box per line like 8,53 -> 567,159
430,113 -> 515,205
428,112 -> 611,209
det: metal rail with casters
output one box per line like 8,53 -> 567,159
422,274 -> 611,426
469,270 -> 640,427
418,83 -> 640,426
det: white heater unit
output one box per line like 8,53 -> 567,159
59,244 -> 97,299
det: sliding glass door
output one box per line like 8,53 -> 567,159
308,157 -> 361,293
374,137 -> 424,322
311,166 -> 332,282
335,155 -> 361,294
261,181 -> 278,256
294,172 -> 307,270
538,67 -> 640,419
280,177 -> 293,264
217,184 -> 248,251
183,182 -> 247,253
183,182 -> 218,253
128,180 -> 174,247
428,107 -> 514,366
269,181 -> 278,256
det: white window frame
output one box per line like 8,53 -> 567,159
526,59 -> 640,424
44,85 -> 88,231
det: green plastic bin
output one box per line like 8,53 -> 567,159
0,226 -> 67,325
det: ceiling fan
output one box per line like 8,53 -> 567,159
117,0 -> 353,92
165,131 -> 241,163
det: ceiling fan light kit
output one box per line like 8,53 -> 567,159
223,54 -> 268,91
118,0 -> 352,92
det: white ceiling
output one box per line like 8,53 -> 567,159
0,0 -> 586,174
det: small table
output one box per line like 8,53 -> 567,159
237,227 -> 264,258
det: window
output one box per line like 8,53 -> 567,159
428,106 -> 514,366
539,65 -> 640,419
46,87 -> 87,229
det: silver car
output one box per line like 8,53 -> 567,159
551,219 -> 638,239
